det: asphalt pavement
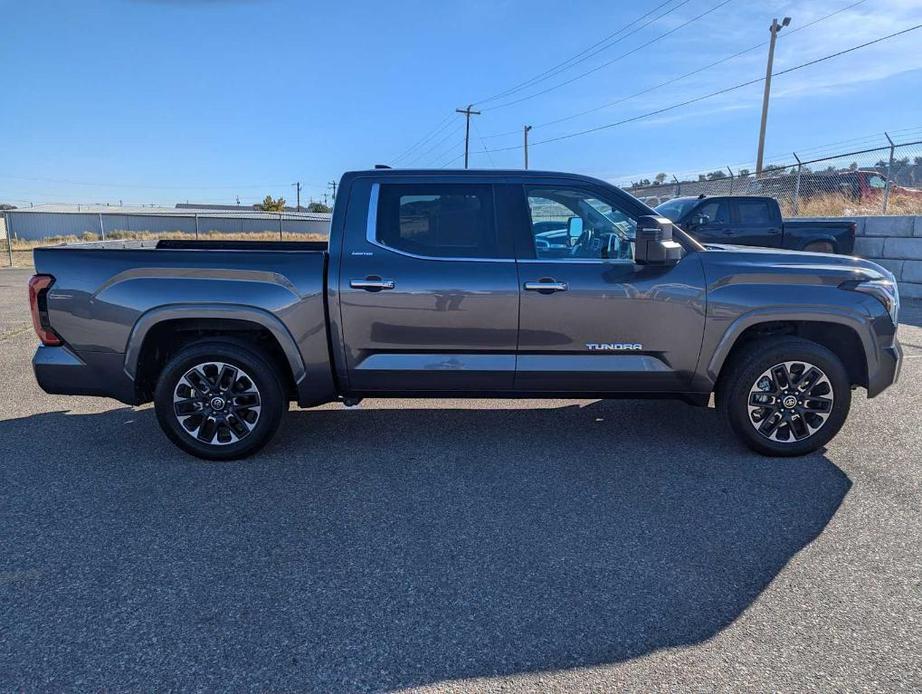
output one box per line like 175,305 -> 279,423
1,267 -> 920,691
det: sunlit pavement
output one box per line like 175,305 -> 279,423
1,267 -> 920,691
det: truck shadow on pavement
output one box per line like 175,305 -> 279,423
0,399 -> 850,691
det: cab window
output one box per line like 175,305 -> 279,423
736,199 -> 774,224
525,186 -> 636,261
376,183 -> 501,258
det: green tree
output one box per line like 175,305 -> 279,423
739,168 -> 751,177
307,202 -> 332,213
706,170 -> 727,180
654,172 -> 667,185
259,195 -> 286,212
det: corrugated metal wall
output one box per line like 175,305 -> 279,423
4,211 -> 330,240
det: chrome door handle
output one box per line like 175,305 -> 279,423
524,280 -> 568,292
350,277 -> 395,291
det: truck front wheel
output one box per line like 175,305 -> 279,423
153,341 -> 285,460
719,337 -> 851,457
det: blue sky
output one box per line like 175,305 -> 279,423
1,0 -> 920,206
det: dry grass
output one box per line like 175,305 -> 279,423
779,193 -> 922,218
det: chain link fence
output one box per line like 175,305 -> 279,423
1,209 -> 331,268
623,133 -> 922,218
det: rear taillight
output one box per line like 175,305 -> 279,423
28,274 -> 62,346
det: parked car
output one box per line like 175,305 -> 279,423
655,195 -> 855,254
747,169 -> 922,203
30,169 -> 901,460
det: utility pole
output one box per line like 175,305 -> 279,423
455,104 -> 481,169
328,180 -> 337,205
524,125 -> 533,170
291,182 -> 302,210
755,16 -> 791,176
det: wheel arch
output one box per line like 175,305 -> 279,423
709,311 -> 871,393
125,305 -> 306,403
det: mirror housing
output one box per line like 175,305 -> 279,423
634,215 -> 683,266
566,216 -> 584,246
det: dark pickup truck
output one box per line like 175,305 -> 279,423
30,169 -> 900,460
655,195 -> 856,254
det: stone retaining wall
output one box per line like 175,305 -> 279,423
799,215 -> 922,299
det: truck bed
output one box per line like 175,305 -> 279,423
32,241 -> 335,407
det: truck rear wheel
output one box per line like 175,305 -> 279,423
719,337 -> 851,457
153,341 -> 285,460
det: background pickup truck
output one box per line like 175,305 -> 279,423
655,195 -> 856,254
30,169 -> 900,460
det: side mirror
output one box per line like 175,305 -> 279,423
566,216 -> 584,246
634,215 -> 683,266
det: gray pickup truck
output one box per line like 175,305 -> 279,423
30,169 -> 901,460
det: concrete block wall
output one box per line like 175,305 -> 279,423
800,215 -> 922,299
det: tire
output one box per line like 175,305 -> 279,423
803,241 -> 835,254
154,341 -> 285,460
718,337 -> 851,457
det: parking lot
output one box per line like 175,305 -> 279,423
1,266 -> 920,691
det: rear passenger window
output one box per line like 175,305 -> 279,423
376,184 -> 500,258
737,200 -> 773,224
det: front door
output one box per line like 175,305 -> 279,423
338,181 -> 519,392
686,198 -> 733,244
515,183 -> 707,393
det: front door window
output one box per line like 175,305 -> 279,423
526,187 -> 636,261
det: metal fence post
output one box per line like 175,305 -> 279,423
673,175 -> 680,197
98,213 -> 106,240
4,212 -> 12,267
727,167 -> 734,195
279,213 -> 283,240
792,152 -> 802,216
194,214 -> 199,239
882,131 -> 895,214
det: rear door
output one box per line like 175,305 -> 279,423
512,181 -> 707,393
729,198 -> 782,247
337,179 -> 519,392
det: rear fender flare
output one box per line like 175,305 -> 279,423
123,304 -> 306,384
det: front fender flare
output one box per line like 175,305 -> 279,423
704,305 -> 875,384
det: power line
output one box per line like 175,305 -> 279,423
480,24 -> 922,154
404,123 -> 464,166
390,111 -> 457,164
481,0 -> 869,139
472,120 -> 496,168
392,0 -> 688,162
471,0 -> 685,107
764,123 -> 922,161
439,150 -> 466,169
425,137 -> 468,168
482,0 -> 737,113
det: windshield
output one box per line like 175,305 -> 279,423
655,198 -> 697,222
